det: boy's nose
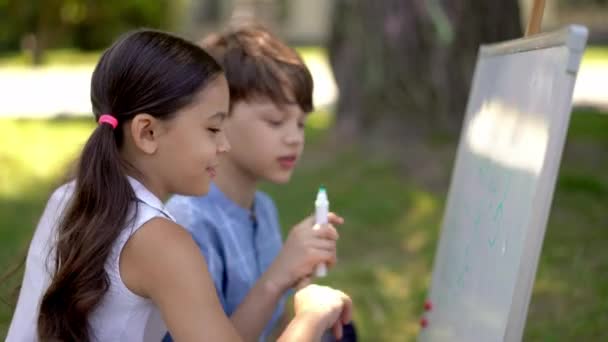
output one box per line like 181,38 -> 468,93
285,133 -> 304,145
218,133 -> 231,153
284,126 -> 304,145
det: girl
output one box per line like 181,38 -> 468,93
6,29 -> 351,342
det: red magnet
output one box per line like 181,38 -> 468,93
420,317 -> 428,328
424,300 -> 433,311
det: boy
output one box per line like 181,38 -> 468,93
165,25 -> 356,341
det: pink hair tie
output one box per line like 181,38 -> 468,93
98,114 -> 118,129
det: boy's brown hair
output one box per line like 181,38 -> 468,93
200,24 -> 314,112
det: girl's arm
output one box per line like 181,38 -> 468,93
120,217 -> 242,341
120,218 -> 351,342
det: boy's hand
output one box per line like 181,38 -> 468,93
266,213 -> 344,291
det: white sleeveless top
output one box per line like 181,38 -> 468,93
6,177 -> 176,342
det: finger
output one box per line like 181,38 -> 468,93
311,239 -> 337,252
312,224 -> 339,240
310,243 -> 337,268
290,216 -> 315,238
333,322 -> 343,340
311,249 -> 337,268
338,291 -> 353,325
328,212 -> 345,225
300,215 -> 315,227
326,255 -> 338,269
296,276 -> 312,290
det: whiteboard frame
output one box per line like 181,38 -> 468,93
502,25 -> 588,342
419,25 -> 589,342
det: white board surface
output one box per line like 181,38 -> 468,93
419,25 -> 588,342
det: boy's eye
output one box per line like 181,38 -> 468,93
266,119 -> 282,127
298,121 -> 306,129
208,128 -> 221,134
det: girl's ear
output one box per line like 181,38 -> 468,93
129,114 -> 164,154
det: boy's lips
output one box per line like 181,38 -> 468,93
277,155 -> 297,170
206,166 -> 217,178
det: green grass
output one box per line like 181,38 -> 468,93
0,117 -> 95,333
1,109 -> 607,340
266,107 -> 608,341
521,108 -> 608,341
567,107 -> 608,143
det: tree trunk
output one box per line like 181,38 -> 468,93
31,0 -> 62,66
328,0 -> 522,144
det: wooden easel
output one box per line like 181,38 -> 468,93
525,0 -> 546,36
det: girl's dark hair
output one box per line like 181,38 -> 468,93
37,29 -> 222,341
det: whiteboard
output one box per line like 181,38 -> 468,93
418,25 -> 588,342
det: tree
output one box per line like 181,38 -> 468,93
0,0 -> 174,65
328,0 -> 522,146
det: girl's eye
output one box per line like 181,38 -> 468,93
208,128 -> 221,134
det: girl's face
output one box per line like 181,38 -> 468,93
153,75 -> 231,196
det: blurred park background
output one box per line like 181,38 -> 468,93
1,0 -> 607,340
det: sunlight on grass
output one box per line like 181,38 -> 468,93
306,109 -> 333,129
403,191 -> 438,226
296,46 -> 326,65
403,230 -> 430,254
0,118 -> 94,198
376,267 -> 412,300
534,277 -> 569,296
582,46 -> 608,67
397,191 -> 439,255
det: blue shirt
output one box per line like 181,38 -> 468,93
164,183 -> 286,342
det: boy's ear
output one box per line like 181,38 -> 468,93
129,113 -> 163,154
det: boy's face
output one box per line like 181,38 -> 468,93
224,97 -> 306,184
